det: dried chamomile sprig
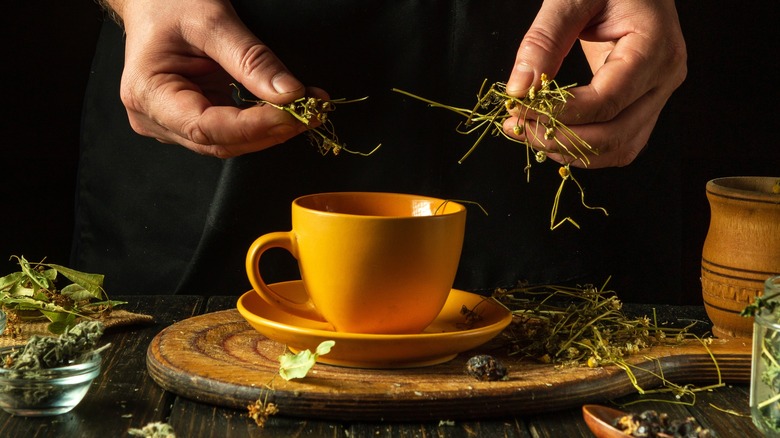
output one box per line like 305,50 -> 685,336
244,340 -> 335,427
492,280 -> 703,368
393,75 -> 607,230
495,280 -> 724,400
231,82 -> 381,156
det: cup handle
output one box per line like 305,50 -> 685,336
245,232 -> 325,321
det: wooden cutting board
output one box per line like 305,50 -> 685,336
146,309 -> 751,421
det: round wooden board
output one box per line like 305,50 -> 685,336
146,309 -> 751,421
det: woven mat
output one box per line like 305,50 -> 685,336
0,309 -> 155,348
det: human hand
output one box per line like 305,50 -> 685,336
115,0 -> 326,157
504,0 -> 687,168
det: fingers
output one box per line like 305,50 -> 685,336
118,0 -> 325,157
502,83 -> 665,169
191,1 -> 308,105
506,0 -> 593,97
127,97 -> 308,158
203,20 -> 306,105
125,82 -> 333,158
504,0 -> 687,168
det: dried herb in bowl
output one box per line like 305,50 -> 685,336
0,320 -> 108,416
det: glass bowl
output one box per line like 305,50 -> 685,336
0,346 -> 102,416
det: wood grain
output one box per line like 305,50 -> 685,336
147,308 -> 752,421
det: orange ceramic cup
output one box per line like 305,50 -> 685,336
246,192 -> 466,334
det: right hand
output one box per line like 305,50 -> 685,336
116,0 -> 327,157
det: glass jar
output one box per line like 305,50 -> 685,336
751,275 -> 780,436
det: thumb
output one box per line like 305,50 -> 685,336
207,18 -> 304,104
506,1 -> 593,96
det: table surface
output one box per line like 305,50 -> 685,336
0,295 -> 764,437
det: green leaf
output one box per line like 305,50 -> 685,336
278,340 -> 335,381
47,314 -> 77,334
7,285 -> 35,298
61,283 -> 98,301
17,256 -> 51,290
42,267 -> 58,282
41,308 -> 72,322
0,271 -> 24,291
2,255 -> 122,335
45,263 -> 105,298
315,340 -> 335,355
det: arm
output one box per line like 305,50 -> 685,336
96,0 -> 327,158
504,0 -> 687,168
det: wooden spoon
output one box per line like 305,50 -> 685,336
582,404 -> 631,437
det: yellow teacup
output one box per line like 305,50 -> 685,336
245,192 -> 466,334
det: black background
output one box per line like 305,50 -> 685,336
1,2 -> 777,304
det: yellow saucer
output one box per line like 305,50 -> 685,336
237,281 -> 512,368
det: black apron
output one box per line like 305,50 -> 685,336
73,1 -> 683,302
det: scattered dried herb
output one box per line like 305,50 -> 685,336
393,76 -> 608,230
495,281 -> 662,366
128,421 -> 177,438
0,255 -> 125,334
245,340 -> 335,426
494,279 -> 722,401
231,82 -> 381,156
247,395 -> 279,428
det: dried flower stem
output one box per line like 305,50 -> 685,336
393,75 -> 607,230
231,83 -> 381,157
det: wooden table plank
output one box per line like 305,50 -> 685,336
0,295 -> 763,437
168,396 -> 537,438
147,298 -> 750,421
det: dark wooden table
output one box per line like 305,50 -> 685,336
0,296 -> 763,437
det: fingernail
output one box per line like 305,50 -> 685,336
507,63 -> 535,95
271,72 -> 302,95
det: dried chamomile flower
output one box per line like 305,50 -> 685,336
393,77 -> 607,230
231,83 -> 380,157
